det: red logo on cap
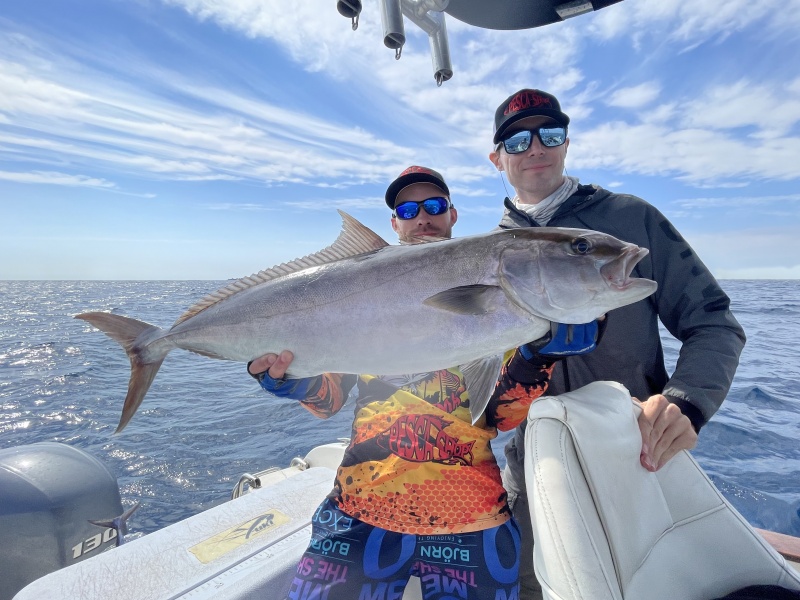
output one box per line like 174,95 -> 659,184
400,165 -> 433,177
504,91 -> 553,116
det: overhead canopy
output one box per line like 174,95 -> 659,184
444,0 -> 624,30
332,0 -> 627,84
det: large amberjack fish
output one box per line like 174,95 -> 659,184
76,211 -> 656,432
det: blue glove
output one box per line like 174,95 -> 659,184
248,361 -> 318,400
520,320 -> 603,361
258,373 -> 317,400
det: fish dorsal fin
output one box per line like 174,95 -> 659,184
173,211 -> 390,326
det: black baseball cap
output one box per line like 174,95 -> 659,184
385,166 -> 450,209
493,88 -> 570,144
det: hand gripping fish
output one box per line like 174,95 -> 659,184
76,211 -> 656,432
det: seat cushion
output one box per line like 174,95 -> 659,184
523,381 -> 800,600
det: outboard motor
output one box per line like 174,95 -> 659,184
0,442 -> 126,600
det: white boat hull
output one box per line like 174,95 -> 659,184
14,466 -> 333,600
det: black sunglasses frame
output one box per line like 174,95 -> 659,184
500,126 -> 568,154
392,197 -> 452,220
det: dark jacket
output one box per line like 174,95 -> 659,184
502,184 -> 746,493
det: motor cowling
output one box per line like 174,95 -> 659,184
0,442 -> 125,600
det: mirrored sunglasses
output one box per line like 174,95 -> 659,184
393,197 -> 451,220
501,126 -> 567,154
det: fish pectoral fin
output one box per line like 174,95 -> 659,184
461,355 -> 505,425
423,285 -> 503,315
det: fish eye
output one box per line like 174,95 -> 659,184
571,237 -> 592,255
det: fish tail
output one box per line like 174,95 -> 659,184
75,312 -> 167,433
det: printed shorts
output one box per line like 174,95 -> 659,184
286,498 -> 521,600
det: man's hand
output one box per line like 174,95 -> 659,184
637,394 -> 698,472
248,350 -> 294,379
247,350 -> 318,400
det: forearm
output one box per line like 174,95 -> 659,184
488,350 -> 555,431
248,365 -> 356,419
663,323 -> 745,431
298,373 -> 357,419
645,209 -> 746,431
488,321 -> 602,430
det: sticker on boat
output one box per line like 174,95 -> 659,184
189,509 -> 291,563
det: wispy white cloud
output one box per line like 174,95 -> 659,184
589,0 -> 800,45
0,40 -> 417,186
571,113 -> 800,186
175,174 -> 243,182
607,82 -> 661,108
448,185 -> 497,198
2,0 -> 799,209
163,0 -> 374,77
0,170 -> 116,188
683,80 -> 800,133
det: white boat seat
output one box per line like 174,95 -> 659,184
524,381 -> 800,600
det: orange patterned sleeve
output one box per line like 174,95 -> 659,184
299,373 -> 358,419
488,350 -> 554,431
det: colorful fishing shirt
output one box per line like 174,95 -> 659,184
296,359 -> 552,535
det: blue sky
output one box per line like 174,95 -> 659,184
2,0 -> 799,280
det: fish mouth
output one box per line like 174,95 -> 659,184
600,246 -> 649,290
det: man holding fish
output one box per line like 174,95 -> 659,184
76,146 -> 660,598
488,88 -> 747,599
247,166 -> 605,600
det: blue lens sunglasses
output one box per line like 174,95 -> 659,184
393,196 -> 452,220
501,125 -> 568,154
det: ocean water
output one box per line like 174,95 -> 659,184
1,280 -> 798,539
